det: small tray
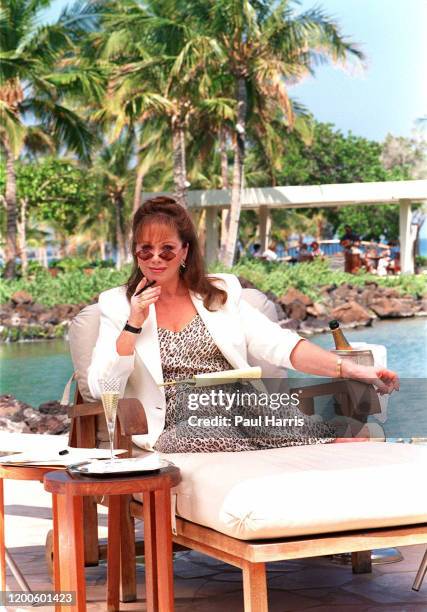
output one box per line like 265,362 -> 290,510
67,457 -> 171,478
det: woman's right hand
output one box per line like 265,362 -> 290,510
128,278 -> 161,327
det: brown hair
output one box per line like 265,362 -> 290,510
125,196 -> 227,311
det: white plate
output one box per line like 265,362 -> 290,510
69,456 -> 170,476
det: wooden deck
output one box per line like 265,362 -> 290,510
3,479 -> 427,611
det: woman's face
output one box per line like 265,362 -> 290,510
135,223 -> 188,285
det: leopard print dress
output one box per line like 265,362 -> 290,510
153,314 -> 336,453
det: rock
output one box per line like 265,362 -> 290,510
0,395 -> 33,420
238,276 -> 257,289
299,317 -> 331,334
278,288 -> 312,307
286,301 -> 307,320
38,400 -> 68,415
331,301 -> 374,325
332,284 -> 356,301
10,290 -> 33,305
370,298 -> 416,318
383,288 -> 401,298
358,288 -> 378,307
320,284 -> 337,294
279,318 -> 300,331
0,395 -> 69,434
273,303 -> 286,321
306,302 -> 329,317
0,418 -> 31,433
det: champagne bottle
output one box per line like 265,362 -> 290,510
328,320 -> 353,350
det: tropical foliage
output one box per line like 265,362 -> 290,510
1,258 -> 426,308
1,0 -> 423,280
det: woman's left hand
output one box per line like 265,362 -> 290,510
345,363 -> 400,395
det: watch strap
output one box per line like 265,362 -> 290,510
123,321 -> 142,334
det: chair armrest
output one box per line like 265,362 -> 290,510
290,380 -> 381,421
68,398 -> 148,450
67,402 -> 104,418
68,399 -> 148,434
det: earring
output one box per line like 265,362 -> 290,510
180,260 -> 187,272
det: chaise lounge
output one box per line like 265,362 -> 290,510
64,288 -> 427,610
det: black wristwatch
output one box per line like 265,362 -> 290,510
123,321 -> 142,334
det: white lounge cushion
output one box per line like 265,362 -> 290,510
153,442 -> 427,540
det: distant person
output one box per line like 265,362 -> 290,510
340,225 -> 360,249
262,242 -> 278,261
310,241 -> 324,258
251,243 -> 263,258
297,243 -> 313,263
340,226 -> 360,273
377,248 -> 391,277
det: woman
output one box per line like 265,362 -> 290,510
88,196 -> 399,452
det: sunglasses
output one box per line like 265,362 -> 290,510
135,244 -> 185,261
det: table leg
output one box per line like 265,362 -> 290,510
107,495 -> 121,611
143,490 -> 158,612
55,492 -> 86,612
0,479 -> 5,591
52,494 -> 61,596
120,495 -> 136,603
154,486 -> 174,612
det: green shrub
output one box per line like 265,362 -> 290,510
1,258 -> 426,307
0,266 -> 131,306
210,258 -> 427,299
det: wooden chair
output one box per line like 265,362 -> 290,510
59,293 -> 427,610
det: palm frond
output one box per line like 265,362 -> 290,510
0,100 -> 26,155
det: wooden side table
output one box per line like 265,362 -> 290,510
44,465 -> 181,612
0,463 -> 62,591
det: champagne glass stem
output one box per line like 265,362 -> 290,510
108,425 -> 115,462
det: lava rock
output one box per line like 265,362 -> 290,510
331,301 -> 374,325
10,291 -> 33,306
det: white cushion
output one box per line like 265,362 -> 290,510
155,442 -> 427,540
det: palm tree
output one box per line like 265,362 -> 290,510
0,0 -> 101,277
200,0 -> 364,266
92,132 -> 135,268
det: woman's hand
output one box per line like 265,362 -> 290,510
128,278 -> 161,327
343,361 -> 400,395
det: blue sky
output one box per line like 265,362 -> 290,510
41,0 -> 426,143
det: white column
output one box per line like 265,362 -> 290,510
205,206 -> 219,266
399,199 -> 414,274
258,206 -> 271,252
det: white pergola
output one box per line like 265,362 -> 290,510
145,179 -> 427,273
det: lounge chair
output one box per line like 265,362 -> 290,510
63,288 -> 427,610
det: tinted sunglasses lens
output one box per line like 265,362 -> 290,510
159,250 -> 176,261
136,249 -> 153,261
136,249 -> 178,261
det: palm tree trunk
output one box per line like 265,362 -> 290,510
219,128 -> 230,253
17,197 -> 28,277
171,118 -> 188,208
220,77 -> 247,267
133,163 -> 145,216
3,138 -> 18,278
114,192 -> 127,269
126,162 -> 145,261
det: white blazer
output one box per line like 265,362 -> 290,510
87,273 -> 304,450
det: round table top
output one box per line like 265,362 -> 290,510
0,462 -> 63,481
44,464 -> 181,496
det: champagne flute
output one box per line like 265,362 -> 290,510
99,377 -> 121,465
